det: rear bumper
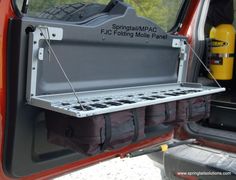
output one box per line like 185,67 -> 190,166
162,144 -> 236,180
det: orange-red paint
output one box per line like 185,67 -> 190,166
0,0 -> 15,179
178,0 -> 200,38
198,139 -> 236,154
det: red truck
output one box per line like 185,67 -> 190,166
0,0 -> 236,179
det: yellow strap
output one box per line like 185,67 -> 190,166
161,144 -> 169,152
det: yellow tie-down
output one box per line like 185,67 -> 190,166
209,24 -> 235,80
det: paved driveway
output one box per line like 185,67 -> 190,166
55,156 -> 163,180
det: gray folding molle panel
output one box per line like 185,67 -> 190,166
26,5 -> 225,118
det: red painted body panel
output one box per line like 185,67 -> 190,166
0,0 -> 15,179
178,0 -> 200,37
1,0 -> 231,179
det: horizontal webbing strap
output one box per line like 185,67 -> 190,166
209,53 -> 234,59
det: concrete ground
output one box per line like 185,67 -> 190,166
54,155 -> 164,180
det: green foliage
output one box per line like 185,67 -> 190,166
124,0 -> 183,31
26,0 -> 183,31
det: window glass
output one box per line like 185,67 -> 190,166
15,0 -> 184,31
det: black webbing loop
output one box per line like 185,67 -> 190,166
132,109 -> 139,142
101,114 -> 112,150
188,100 -> 193,120
204,96 -> 209,119
165,103 -> 170,122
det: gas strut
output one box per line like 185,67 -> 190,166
127,139 -> 197,158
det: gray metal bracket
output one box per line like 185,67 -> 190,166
172,39 -> 189,83
26,28 -> 225,118
30,83 -> 225,118
26,26 -> 63,102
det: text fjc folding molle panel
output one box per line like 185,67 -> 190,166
26,5 -> 225,118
